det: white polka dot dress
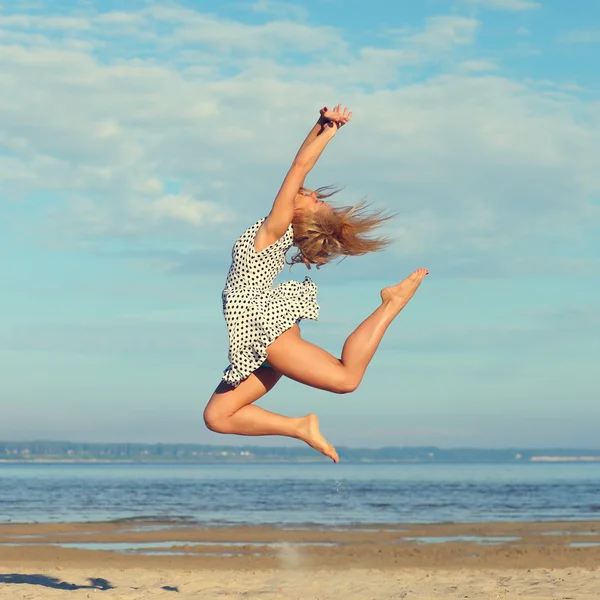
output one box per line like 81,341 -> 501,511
221,217 -> 319,387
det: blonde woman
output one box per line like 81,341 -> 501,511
204,105 -> 428,462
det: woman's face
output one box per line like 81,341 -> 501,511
295,188 -> 331,215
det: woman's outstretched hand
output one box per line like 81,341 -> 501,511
320,104 -> 352,128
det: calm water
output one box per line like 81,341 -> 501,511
1,462 -> 599,526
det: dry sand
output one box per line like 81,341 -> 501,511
1,520 -> 599,599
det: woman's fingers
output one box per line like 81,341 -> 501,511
321,104 -> 352,126
337,108 -> 351,127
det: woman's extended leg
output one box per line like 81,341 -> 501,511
266,268 -> 428,393
204,368 -> 338,461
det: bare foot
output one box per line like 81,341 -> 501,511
297,414 -> 339,463
380,268 -> 428,311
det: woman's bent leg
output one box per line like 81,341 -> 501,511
266,268 -> 428,393
204,368 -> 338,461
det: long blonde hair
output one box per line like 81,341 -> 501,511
290,187 -> 394,269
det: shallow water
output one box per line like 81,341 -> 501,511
401,536 -> 521,544
1,462 -> 600,526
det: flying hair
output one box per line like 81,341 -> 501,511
290,186 -> 395,269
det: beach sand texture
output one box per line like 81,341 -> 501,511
1,567 -> 599,600
1,521 -> 599,599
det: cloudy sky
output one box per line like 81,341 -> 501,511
1,0 -> 598,448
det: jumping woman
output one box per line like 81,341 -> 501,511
204,105 -> 428,462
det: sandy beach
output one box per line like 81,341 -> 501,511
1,520 -> 599,598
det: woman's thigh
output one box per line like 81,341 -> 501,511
266,325 -> 353,393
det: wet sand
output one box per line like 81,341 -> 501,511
1,520 -> 599,598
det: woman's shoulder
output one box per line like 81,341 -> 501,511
235,217 -> 291,253
232,217 -> 266,246
253,218 -> 296,253
242,217 -> 267,236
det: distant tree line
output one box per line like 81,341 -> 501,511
1,441 -> 599,463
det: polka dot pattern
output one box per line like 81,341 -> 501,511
221,217 -> 319,387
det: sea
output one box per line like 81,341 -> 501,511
1,462 -> 599,526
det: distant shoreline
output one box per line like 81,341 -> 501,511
2,456 -> 600,464
3,442 -> 600,464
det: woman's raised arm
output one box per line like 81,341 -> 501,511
258,106 -> 351,246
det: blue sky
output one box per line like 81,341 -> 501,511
0,0 -> 599,448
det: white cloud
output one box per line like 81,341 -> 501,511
465,0 -> 541,10
408,16 -> 479,50
0,14 -> 92,30
136,195 -> 233,227
0,6 -> 484,241
248,0 -> 309,20
559,29 -> 600,44
0,3 -> 598,277
46,192 -> 231,237
459,59 -> 499,71
93,11 -> 146,26
161,15 -> 343,56
295,16 -> 481,88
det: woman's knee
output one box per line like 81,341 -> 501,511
333,374 -> 360,394
326,367 -> 361,394
203,404 -> 228,433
